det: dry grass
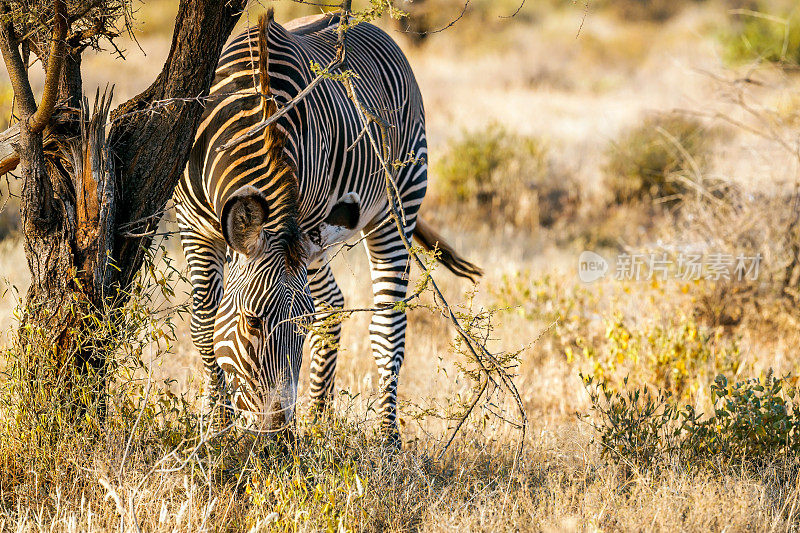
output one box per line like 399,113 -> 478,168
2,1 -> 800,531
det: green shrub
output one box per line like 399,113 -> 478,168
722,4 -> 800,66
437,123 -> 547,201
581,375 -> 680,470
699,374 -> 800,463
434,123 -> 577,229
582,372 -> 800,472
604,114 -> 719,204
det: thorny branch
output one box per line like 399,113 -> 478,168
333,0 -> 529,465
400,1 -> 470,36
500,0 -> 528,19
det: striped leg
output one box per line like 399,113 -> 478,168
364,217 -> 417,442
307,260 -> 345,412
365,131 -> 427,443
177,223 -> 228,426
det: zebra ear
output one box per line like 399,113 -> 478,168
306,193 -> 361,259
220,186 -> 270,257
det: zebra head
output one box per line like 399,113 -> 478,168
214,185 -> 360,434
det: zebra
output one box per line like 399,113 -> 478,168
174,9 -> 480,441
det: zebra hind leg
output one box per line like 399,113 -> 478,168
307,261 -> 345,417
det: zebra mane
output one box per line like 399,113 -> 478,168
257,10 -> 304,272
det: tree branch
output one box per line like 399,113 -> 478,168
0,123 -> 20,174
28,0 -> 68,134
0,106 -> 82,176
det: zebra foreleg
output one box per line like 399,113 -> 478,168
307,261 -> 345,415
365,220 -> 415,446
179,228 -> 230,429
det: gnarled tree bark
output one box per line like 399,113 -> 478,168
108,0 -> 247,288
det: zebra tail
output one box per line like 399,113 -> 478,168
413,218 -> 482,282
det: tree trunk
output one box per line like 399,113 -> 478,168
18,96 -> 113,411
1,0 -> 247,413
108,0 -> 248,289
18,119 -> 73,343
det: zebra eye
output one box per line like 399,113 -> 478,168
244,314 -> 262,331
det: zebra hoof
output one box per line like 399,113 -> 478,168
308,399 -> 329,417
308,401 -> 334,429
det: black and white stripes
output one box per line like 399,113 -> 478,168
175,11 -> 476,439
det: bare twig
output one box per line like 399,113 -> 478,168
400,2 -> 470,36
500,0 -> 526,19
576,0 -> 591,39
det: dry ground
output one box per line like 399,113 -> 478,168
2,1 -> 800,531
